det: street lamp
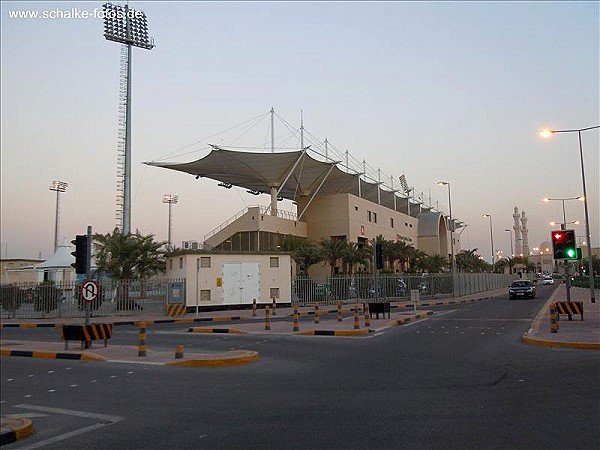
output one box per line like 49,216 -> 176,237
162,194 -> 179,249
49,180 -> 68,252
542,196 -> 584,230
438,181 -> 455,299
549,220 -> 579,227
540,125 -> 599,303
504,229 -> 514,258
482,214 -> 495,268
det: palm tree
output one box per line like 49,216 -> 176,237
319,238 -> 348,275
94,228 -> 166,309
280,236 -> 322,275
341,242 -> 371,275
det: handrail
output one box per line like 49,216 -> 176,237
203,206 -> 299,242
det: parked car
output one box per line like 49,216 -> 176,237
541,276 -> 554,285
508,280 -> 536,300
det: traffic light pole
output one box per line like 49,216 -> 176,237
85,226 -> 92,328
561,223 -> 572,303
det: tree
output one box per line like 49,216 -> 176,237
455,249 -> 488,272
319,238 -> 348,275
416,254 -> 448,273
341,242 -> 371,275
280,236 -> 322,275
94,228 -> 166,309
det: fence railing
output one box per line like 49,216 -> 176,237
0,278 -> 185,320
291,273 -> 516,306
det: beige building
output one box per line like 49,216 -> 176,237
166,251 -> 292,308
0,259 -> 43,284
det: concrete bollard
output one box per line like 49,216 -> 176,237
550,302 -> 559,333
365,303 -> 370,328
265,305 -> 271,331
293,306 -> 299,332
272,297 -> 277,315
353,304 -> 360,330
137,321 -> 147,357
252,298 -> 257,317
314,304 -> 320,324
337,301 -> 342,322
175,345 -> 184,359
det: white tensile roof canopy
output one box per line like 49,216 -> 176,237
145,146 -> 387,202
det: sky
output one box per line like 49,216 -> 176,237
1,0 -> 599,262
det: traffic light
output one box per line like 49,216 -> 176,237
71,235 -> 88,274
551,229 -> 576,260
375,243 -> 384,270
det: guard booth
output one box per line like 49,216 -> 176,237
166,280 -> 186,316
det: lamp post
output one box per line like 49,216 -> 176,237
540,125 -> 598,303
543,196 -> 584,230
49,181 -> 68,252
504,229 -> 514,258
162,194 -> 179,249
482,214 -> 495,269
438,181 -> 455,299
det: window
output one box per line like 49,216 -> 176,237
179,258 -> 183,269
390,218 -> 394,228
169,259 -> 173,270
200,257 -> 211,268
270,257 -> 279,268
368,211 -> 372,222
200,290 -> 211,302
270,287 -> 280,299
373,212 -> 377,224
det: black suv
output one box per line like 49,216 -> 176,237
508,280 -> 536,300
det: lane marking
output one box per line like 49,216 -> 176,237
16,404 -> 123,423
17,423 -> 110,450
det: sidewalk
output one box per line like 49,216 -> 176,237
522,284 -> 599,350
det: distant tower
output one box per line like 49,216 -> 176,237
513,207 -> 523,256
521,211 -> 530,256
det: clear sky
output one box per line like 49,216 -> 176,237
1,1 -> 599,262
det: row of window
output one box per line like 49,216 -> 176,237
366,210 -> 413,229
169,256 -> 280,270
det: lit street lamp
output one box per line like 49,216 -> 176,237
542,196 -> 584,230
49,180 -> 68,252
482,214 -> 495,268
540,125 -> 599,303
163,194 -> 179,249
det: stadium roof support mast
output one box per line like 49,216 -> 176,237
103,2 -> 154,234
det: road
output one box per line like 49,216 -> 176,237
2,285 -> 598,449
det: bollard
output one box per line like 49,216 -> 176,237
293,306 -> 299,332
175,345 -> 184,359
337,301 -> 342,322
365,303 -> 370,328
252,298 -> 257,317
353,304 -> 360,330
137,321 -> 147,357
272,297 -> 277,315
314,304 -> 320,324
550,302 -> 559,333
265,305 -> 271,331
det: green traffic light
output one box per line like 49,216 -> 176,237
566,248 -> 576,258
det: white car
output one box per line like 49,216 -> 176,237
541,276 -> 554,285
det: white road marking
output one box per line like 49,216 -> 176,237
17,423 -> 111,450
7,413 -> 48,418
16,404 -> 124,423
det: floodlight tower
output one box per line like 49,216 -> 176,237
103,2 -> 154,235
49,181 -> 68,252
163,194 -> 179,249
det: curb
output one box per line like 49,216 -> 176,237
297,329 -> 370,336
521,335 -> 600,350
0,416 -> 34,445
0,348 -> 106,361
167,350 -> 259,367
188,327 -> 247,334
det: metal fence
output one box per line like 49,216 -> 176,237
292,273 -> 517,306
0,278 -> 186,320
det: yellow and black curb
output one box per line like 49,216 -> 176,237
0,348 -> 106,361
391,311 -> 434,325
0,323 -> 63,329
167,350 -> 258,367
298,329 -> 370,337
521,335 -> 600,350
188,327 -> 247,334
1,416 -> 34,445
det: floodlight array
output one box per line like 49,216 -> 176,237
103,3 -> 154,50
163,193 -> 179,204
49,180 -> 68,192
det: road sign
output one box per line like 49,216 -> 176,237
81,280 -> 99,303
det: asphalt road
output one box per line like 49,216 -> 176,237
2,286 -> 599,449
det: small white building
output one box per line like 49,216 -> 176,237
166,251 -> 292,309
